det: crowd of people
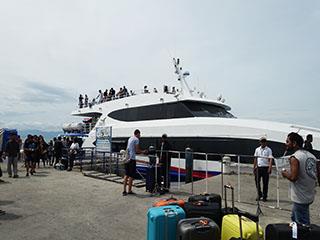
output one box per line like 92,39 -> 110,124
78,85 -> 178,108
78,86 -> 130,108
0,134 -> 82,178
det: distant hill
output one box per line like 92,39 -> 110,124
18,129 -> 63,141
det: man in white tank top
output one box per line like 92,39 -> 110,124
282,132 -> 317,225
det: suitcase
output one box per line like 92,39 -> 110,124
221,184 -> 239,216
146,166 -> 156,192
221,211 -> 263,240
176,217 -> 220,240
265,223 -> 320,240
188,193 -> 221,207
147,205 -> 185,240
146,166 -> 163,193
184,201 -> 222,227
153,196 -> 185,208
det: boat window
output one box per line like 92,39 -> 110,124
108,101 -> 235,121
108,102 -> 193,121
182,101 -> 235,118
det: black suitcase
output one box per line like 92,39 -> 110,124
145,166 -> 162,193
188,193 -> 221,207
265,223 -> 320,240
146,166 -> 155,192
184,201 -> 222,227
176,217 -> 220,240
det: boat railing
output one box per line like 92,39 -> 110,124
74,147 -> 319,212
77,85 -> 178,109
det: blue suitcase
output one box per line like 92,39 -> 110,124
147,205 -> 185,240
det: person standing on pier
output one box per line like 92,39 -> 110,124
253,137 -> 273,202
303,134 -> 313,153
123,129 -> 147,196
282,132 -> 317,225
158,134 -> 172,193
4,133 -> 20,178
53,137 -> 63,168
67,138 -> 79,171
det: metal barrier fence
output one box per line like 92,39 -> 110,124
69,147 -> 319,211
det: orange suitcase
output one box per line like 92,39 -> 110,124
153,196 -> 185,208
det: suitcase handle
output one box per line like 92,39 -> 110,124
192,200 -> 208,206
237,210 -> 261,240
224,184 -> 235,211
163,208 -> 178,217
167,196 -> 177,201
237,210 -> 259,223
193,220 -> 211,232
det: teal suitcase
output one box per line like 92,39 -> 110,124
147,205 -> 185,240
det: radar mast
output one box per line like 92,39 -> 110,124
173,58 -> 193,97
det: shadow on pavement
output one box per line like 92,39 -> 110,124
32,173 -> 49,177
134,193 -> 154,199
30,171 -> 51,177
0,179 -> 10,184
0,200 -> 14,206
0,212 -> 22,221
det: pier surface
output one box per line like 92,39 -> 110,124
0,163 -> 319,240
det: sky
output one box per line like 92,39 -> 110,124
0,0 -> 320,131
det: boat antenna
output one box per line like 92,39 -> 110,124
173,58 -> 193,97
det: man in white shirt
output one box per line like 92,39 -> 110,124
68,139 -> 80,171
253,137 -> 273,201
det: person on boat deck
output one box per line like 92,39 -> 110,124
303,134 -> 313,154
143,85 -> 149,93
84,94 -> 88,107
103,89 -> 108,102
123,129 -> 147,196
253,137 -> 273,202
78,94 -> 83,108
116,88 -> 124,98
108,88 -> 116,99
90,98 -> 96,107
282,132 -> 317,225
123,86 -> 128,97
96,90 -> 103,103
158,134 -> 172,193
171,87 -> 176,94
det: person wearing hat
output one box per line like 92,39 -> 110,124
253,137 -> 273,201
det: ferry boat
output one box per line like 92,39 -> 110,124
68,58 -> 320,178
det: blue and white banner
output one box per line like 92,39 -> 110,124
96,127 -> 112,152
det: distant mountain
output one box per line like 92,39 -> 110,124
18,129 -> 63,141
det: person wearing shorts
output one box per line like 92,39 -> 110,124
123,129 -> 147,196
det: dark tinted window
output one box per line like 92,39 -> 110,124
108,102 -> 193,121
108,101 -> 235,121
183,101 -> 235,118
